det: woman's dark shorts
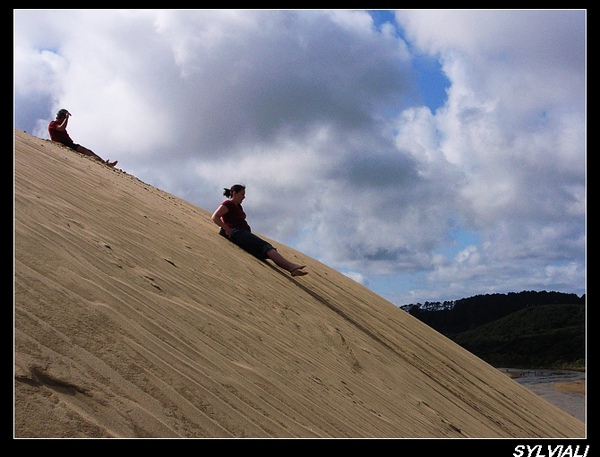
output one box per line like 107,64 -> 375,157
220,228 -> 275,259
60,141 -> 80,151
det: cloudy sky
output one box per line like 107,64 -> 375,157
14,9 -> 586,307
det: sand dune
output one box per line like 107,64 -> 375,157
13,129 -> 585,438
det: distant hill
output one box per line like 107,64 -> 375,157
402,292 -> 586,370
452,304 -> 585,369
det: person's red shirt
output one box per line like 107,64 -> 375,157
48,120 -> 73,144
221,200 -> 252,231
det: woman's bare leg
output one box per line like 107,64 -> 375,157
267,249 -> 307,276
76,145 -> 117,167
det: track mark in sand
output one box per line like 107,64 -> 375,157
97,241 -> 139,270
310,375 -> 324,385
231,361 -> 255,371
66,218 -> 85,229
418,400 -> 465,436
143,275 -> 163,291
335,328 -> 362,372
16,367 -> 89,396
278,270 -> 397,357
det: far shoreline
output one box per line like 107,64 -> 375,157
498,367 -> 585,395
498,367 -> 585,379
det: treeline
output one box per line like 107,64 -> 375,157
401,290 -> 585,337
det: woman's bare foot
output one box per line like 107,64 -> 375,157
290,266 -> 308,276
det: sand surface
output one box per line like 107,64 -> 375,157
13,129 -> 586,438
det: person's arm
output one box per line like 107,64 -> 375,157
55,114 -> 70,131
211,205 -> 232,237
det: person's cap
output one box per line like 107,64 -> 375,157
57,109 -> 70,117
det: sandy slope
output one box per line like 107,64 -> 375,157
13,129 -> 585,438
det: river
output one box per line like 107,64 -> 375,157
499,368 -> 586,423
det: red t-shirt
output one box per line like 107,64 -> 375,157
48,120 -> 73,144
221,200 -> 251,231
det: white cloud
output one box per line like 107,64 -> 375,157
14,9 -> 586,305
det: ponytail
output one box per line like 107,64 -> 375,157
223,184 -> 246,198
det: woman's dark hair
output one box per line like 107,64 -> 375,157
223,184 -> 246,198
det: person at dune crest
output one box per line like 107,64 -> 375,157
48,109 -> 118,167
211,184 -> 308,277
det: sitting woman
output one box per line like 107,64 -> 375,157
48,109 -> 118,167
211,184 -> 308,277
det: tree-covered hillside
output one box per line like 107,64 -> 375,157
402,291 -> 586,370
452,304 -> 585,369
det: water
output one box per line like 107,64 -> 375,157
499,369 -> 586,423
